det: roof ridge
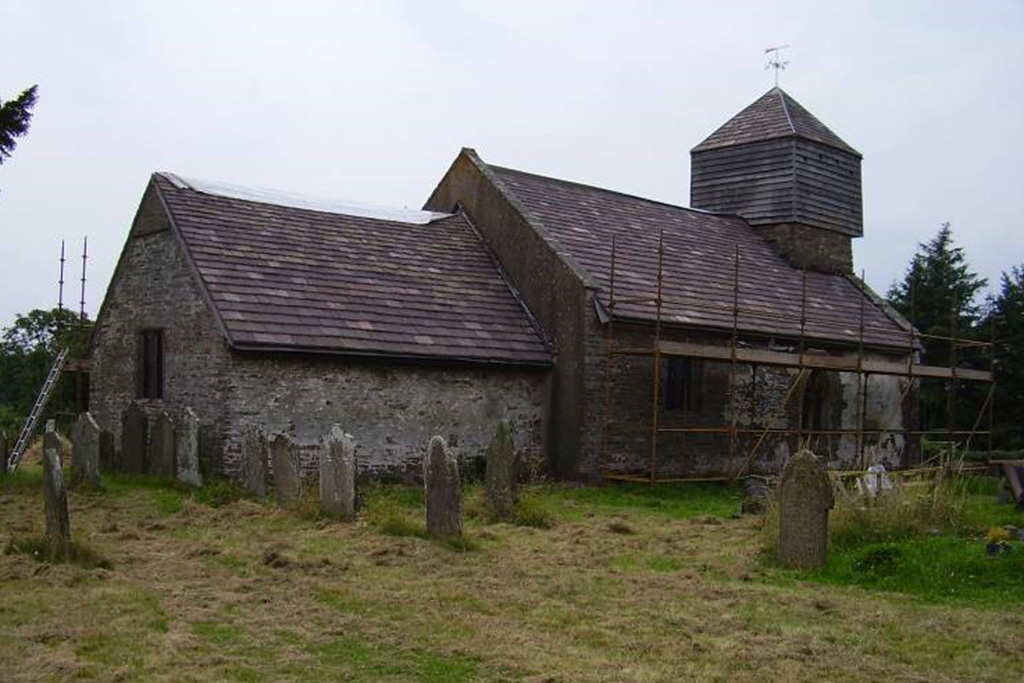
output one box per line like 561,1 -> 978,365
490,165 -> 745,222
775,88 -> 797,135
156,171 -> 454,226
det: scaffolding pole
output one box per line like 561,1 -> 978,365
597,237 -> 996,483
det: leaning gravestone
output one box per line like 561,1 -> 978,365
777,449 -> 835,570
99,431 -> 115,473
42,446 -> 71,559
425,435 -> 463,538
319,425 -> 356,521
70,412 -> 102,490
270,433 -> 301,508
485,420 -> 518,520
120,403 -> 148,474
149,412 -> 176,478
240,426 -> 268,498
44,419 -> 62,461
176,408 -> 201,486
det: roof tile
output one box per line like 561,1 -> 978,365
155,174 -> 550,365
490,165 -> 908,350
692,88 -> 860,156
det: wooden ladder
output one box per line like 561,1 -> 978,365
5,347 -> 69,473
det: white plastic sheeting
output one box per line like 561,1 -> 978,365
160,173 -> 452,225
855,464 -> 895,498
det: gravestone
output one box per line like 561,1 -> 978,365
42,446 -> 71,558
99,431 -> 115,472
485,420 -> 518,520
742,476 -> 771,515
319,425 -> 356,521
424,435 -> 463,538
70,412 -> 102,490
270,433 -> 301,508
120,403 -> 148,474
44,419 -> 62,461
240,426 -> 268,498
149,412 -> 176,478
777,449 -> 834,570
176,408 -> 201,486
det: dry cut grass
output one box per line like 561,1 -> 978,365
0,469 -> 1022,682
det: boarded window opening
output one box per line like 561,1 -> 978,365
664,358 -> 703,413
801,371 -> 831,432
138,329 -> 164,399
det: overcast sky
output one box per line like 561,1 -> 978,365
2,0 -> 1022,326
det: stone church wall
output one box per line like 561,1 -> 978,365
577,306 -> 912,479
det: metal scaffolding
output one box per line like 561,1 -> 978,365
599,232 -> 996,483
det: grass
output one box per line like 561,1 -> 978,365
538,480 -> 743,519
2,463 -> 1023,682
309,636 -> 483,682
810,536 -> 1024,604
763,472 -> 1024,606
5,535 -> 112,568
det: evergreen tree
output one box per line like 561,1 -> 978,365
0,85 -> 38,165
886,223 -> 987,433
887,223 -> 987,365
986,266 -> 1024,449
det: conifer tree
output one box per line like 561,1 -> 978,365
986,266 -> 1024,448
0,85 -> 38,165
887,223 -> 987,365
887,223 -> 987,432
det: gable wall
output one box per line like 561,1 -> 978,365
89,183 -> 234,476
426,154 -> 587,477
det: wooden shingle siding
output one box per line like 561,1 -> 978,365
691,137 -> 862,237
793,138 -> 862,236
690,138 -> 796,224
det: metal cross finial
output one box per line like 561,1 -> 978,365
765,44 -> 790,87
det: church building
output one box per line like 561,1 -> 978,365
89,88 -> 920,481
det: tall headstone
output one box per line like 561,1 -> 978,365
424,435 -> 463,538
485,420 -> 518,520
42,446 -> 71,558
176,408 -> 201,486
120,403 -> 148,474
777,449 -> 835,570
70,412 -> 102,490
319,425 -> 356,521
149,412 -> 176,478
99,431 -> 115,473
240,426 -> 268,498
270,433 -> 301,508
44,419 -> 62,461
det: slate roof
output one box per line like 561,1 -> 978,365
153,173 -> 551,365
489,164 -> 910,350
692,88 -> 860,157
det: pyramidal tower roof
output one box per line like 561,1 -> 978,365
692,87 -> 860,157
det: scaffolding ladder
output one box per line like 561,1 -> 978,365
5,347 -> 68,473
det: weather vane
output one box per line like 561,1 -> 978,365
765,44 -> 790,87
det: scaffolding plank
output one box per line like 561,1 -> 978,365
657,340 -> 992,382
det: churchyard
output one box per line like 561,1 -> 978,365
2,432 -> 1024,682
